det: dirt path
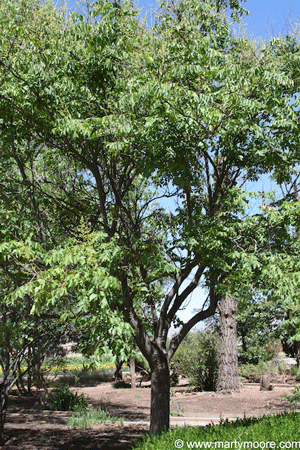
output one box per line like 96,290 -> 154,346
79,382 -> 296,425
1,383 -> 297,450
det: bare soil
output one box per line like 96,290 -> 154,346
1,381 -> 298,450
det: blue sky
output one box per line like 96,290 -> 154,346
239,0 -> 300,38
68,0 -> 300,39
126,0 -> 300,38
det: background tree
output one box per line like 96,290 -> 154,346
229,197 -> 300,366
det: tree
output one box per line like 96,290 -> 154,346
229,197 -> 300,367
0,147 -> 83,442
237,292 -> 283,364
1,0 -> 300,435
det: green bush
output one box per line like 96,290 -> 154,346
173,331 -> 219,391
239,361 -> 280,382
290,365 -> 300,380
133,412 -> 300,450
46,384 -> 87,411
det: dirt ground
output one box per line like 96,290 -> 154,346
1,382 -> 298,450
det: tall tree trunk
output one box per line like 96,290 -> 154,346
217,294 -> 239,392
150,350 -> 170,435
0,384 -> 9,445
130,357 -> 136,389
295,340 -> 300,369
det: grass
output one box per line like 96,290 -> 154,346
68,407 -> 124,428
133,412 -> 300,450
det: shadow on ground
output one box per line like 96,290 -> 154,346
2,424 -> 147,450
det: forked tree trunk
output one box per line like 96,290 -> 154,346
217,294 -> 239,392
150,350 -> 170,434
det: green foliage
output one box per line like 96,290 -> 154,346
290,366 -> 300,380
135,352 -> 150,373
173,331 -> 219,391
1,0 -> 300,436
46,384 -> 87,412
239,361 -> 280,383
44,354 -> 116,386
170,401 -> 185,417
282,384 -> 300,408
67,406 -> 123,428
133,413 -> 300,450
237,296 -> 282,364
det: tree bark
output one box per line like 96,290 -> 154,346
295,340 -> 300,369
150,350 -> 170,434
130,357 -> 136,389
114,357 -> 123,380
0,385 -> 9,445
260,375 -> 272,391
217,294 -> 239,392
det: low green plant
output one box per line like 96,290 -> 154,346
170,401 -> 185,417
282,384 -> 300,409
46,384 -> 87,411
291,365 -> 300,379
68,407 -> 123,428
133,412 -> 300,450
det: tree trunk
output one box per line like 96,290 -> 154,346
130,357 -> 136,389
295,340 -> 300,369
217,294 -> 239,392
260,375 -> 272,391
0,386 -> 9,445
150,350 -> 170,434
114,357 -> 123,380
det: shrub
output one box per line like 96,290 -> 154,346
133,412 -> 300,450
239,360 -> 280,382
173,330 -> 219,391
290,365 -> 300,380
46,384 -> 87,411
